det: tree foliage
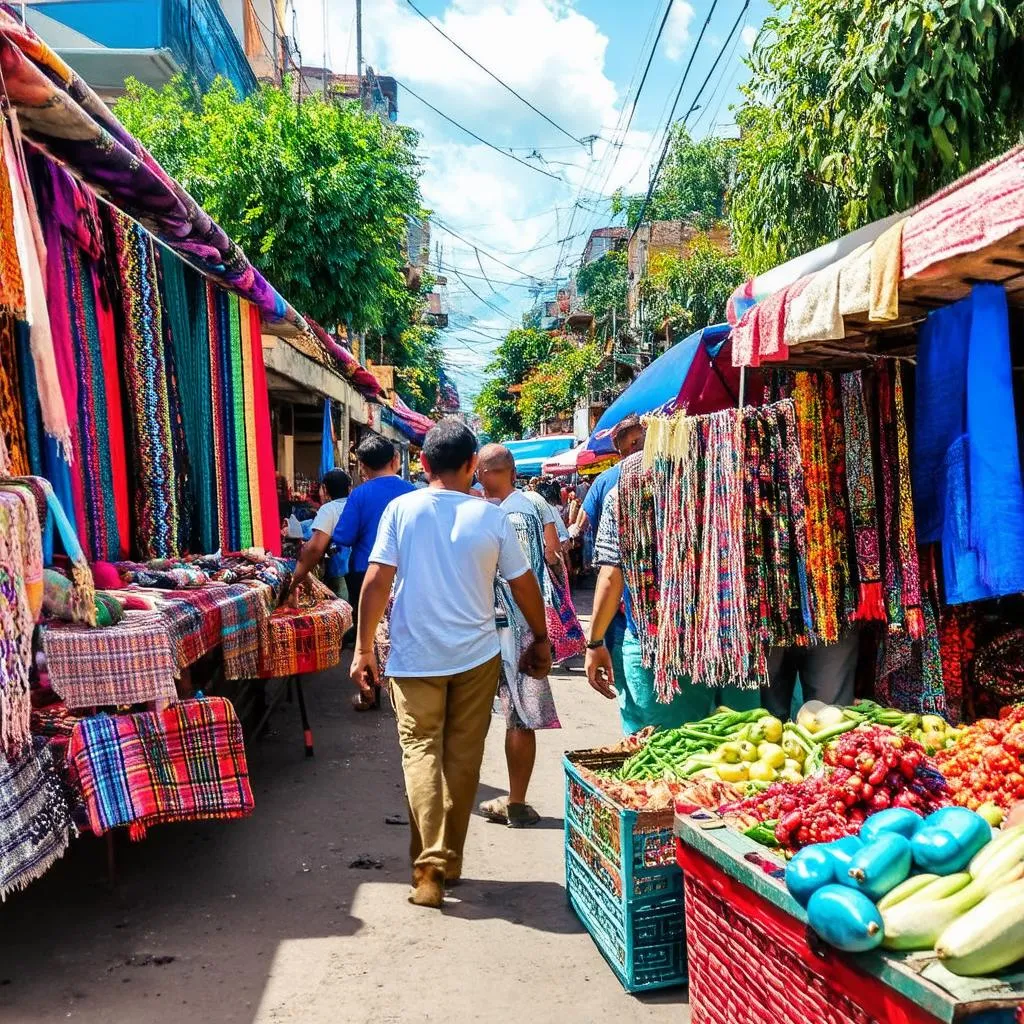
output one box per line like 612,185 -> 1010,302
730,0 -> 1024,273
575,250 -> 628,338
613,126 -> 734,229
519,343 -> 605,431
638,235 -> 744,338
473,327 -> 558,439
115,75 -> 425,332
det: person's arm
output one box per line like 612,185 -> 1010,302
350,562 -> 396,700
542,521 -> 561,564
287,529 -> 331,599
507,570 -> 552,680
585,565 -> 624,699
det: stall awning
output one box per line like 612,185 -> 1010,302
504,435 -> 576,477
542,444 -> 586,477
586,324 -> 731,455
727,145 -> 1024,369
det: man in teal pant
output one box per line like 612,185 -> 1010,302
584,485 -> 759,733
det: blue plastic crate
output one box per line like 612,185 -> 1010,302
564,751 -> 687,993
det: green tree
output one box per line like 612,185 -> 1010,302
613,126 -> 734,229
115,75 -> 425,332
575,250 -> 628,339
518,343 -> 606,431
473,327 -> 562,439
638,235 -> 744,337
730,1 -> 1024,272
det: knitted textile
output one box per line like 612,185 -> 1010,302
111,213 -> 178,559
42,610 -> 178,710
246,301 -> 282,555
545,559 -> 586,663
67,697 -> 254,840
619,451 -> 660,667
0,317 -> 29,476
0,737 -> 75,900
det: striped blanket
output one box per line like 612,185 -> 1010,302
0,737 -> 76,900
67,697 -> 253,840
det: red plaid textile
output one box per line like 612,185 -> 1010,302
67,696 -> 253,840
258,592 -> 351,678
42,611 -> 178,709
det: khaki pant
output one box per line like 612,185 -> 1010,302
391,654 -> 501,877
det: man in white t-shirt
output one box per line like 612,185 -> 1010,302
287,469 -> 351,598
352,420 -> 551,909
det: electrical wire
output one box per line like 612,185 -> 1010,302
396,79 -> 575,185
450,269 -> 518,323
690,22 -> 743,137
627,0 -> 726,244
431,217 -> 550,279
403,0 -> 589,150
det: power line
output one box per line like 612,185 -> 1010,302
396,79 -> 574,185
680,2 -> 750,128
439,264 -> 540,290
431,217 -> 548,279
450,269 -> 518,323
627,0 -> 726,243
619,0 -> 677,150
403,0 -> 589,150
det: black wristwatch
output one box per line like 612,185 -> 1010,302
586,638 -> 605,650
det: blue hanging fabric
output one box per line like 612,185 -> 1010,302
913,283 -> 1024,604
320,398 -> 335,479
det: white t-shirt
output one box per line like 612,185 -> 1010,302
521,488 -> 557,528
501,489 -> 544,522
370,488 -> 531,677
311,497 -> 346,536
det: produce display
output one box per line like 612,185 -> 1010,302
575,764 -> 744,812
785,806 -> 1024,975
722,726 -> 948,852
935,704 -> 1024,812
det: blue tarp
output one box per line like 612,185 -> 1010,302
586,323 -> 731,454
320,399 -> 335,479
503,435 -> 576,477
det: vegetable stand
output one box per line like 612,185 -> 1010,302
675,814 -> 1024,1023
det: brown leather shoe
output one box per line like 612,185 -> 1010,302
409,865 -> 445,909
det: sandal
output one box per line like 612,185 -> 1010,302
478,796 -> 509,823
506,803 -> 541,829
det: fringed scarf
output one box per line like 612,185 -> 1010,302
618,450 -> 660,667
841,370 -> 884,620
792,373 -> 842,644
3,123 -> 70,456
111,212 -> 178,559
0,316 -> 29,476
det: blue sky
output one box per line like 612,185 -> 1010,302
298,0 -> 775,405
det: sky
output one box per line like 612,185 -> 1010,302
295,0 -> 775,407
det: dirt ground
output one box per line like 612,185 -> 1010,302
0,588 -> 689,1024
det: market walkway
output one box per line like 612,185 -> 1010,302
0,589 -> 689,1024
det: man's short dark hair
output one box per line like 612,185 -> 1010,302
611,413 -> 643,452
423,419 -> 478,475
356,434 -> 396,471
322,468 -> 351,500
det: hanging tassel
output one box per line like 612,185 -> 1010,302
851,581 -> 887,622
906,606 -> 925,640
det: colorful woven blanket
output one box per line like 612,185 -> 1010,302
42,609 -> 178,710
0,737 -> 75,900
67,697 -> 253,840
257,582 -> 351,679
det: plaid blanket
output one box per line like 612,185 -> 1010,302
220,582 -> 271,680
67,696 -> 253,840
0,737 -> 76,900
157,584 -> 264,670
42,611 -> 178,709
258,585 -> 351,678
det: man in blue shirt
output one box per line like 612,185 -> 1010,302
333,436 -> 415,663
573,413 -> 646,540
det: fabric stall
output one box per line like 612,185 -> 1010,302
0,12 -> 351,897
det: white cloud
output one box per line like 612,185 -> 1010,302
664,2 -> 696,61
741,24 -> 759,49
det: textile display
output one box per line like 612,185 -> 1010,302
545,560 -> 586,663
257,579 -> 351,678
42,610 -> 178,710
0,737 -> 75,900
0,316 -> 30,476
66,696 -> 254,840
869,218 -> 905,322
0,11 -> 305,337
110,212 -> 179,560
3,121 -> 70,454
239,304 -> 263,549
914,284 -> 1024,604
227,295 -> 252,549
245,302 -> 281,556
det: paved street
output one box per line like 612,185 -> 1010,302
0,589 -> 689,1024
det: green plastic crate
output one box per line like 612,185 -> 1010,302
564,750 -> 687,993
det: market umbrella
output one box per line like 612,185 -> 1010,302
504,435 -> 576,477
320,398 -> 335,478
586,323 -> 731,455
542,444 -> 587,477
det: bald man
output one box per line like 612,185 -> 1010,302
477,444 -> 561,828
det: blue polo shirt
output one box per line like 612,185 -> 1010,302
332,475 -> 415,572
582,463 -> 620,536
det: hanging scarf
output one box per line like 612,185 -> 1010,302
618,451 -> 660,667
247,301 -> 281,555
893,362 -> 923,638
208,284 -> 230,550
0,316 -> 29,476
3,122 -> 70,456
111,212 -> 178,559
841,370 -> 884,620
0,123 -> 25,319
239,301 -> 263,549
228,295 -> 252,549
792,373 -> 841,644
822,373 -> 856,620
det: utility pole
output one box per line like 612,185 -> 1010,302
356,0 -> 364,105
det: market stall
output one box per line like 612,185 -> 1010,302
566,145 -> 1024,1013
0,13 -> 352,899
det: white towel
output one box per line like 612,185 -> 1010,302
784,261 -> 845,346
838,242 -> 872,316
